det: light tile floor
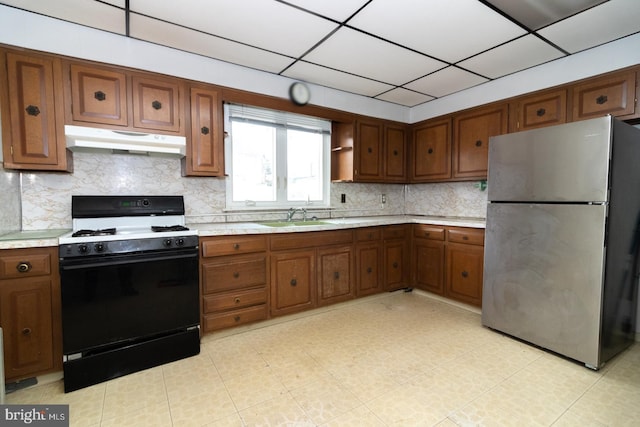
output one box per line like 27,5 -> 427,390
6,291 -> 640,426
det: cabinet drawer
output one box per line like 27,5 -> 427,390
202,255 -> 266,293
203,304 -> 268,332
447,228 -> 484,245
355,227 -> 381,242
201,235 -> 267,257
270,230 -> 353,251
383,225 -> 407,240
413,224 -> 445,241
0,248 -> 53,279
204,288 -> 267,312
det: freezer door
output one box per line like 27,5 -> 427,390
487,116 -> 612,202
482,203 -> 607,367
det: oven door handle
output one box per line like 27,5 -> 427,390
60,251 -> 198,270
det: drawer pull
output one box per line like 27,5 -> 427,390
233,243 -> 240,250
25,105 -> 40,116
461,271 -> 469,278
22,328 -> 31,336
596,95 -> 608,105
536,108 -> 546,117
475,140 -> 482,147
234,297 -> 241,304
428,148 -> 433,154
16,261 -> 32,273
201,126 -> 210,135
233,272 -> 240,278
424,232 -> 430,237
463,235 -> 469,240
290,278 -> 297,286
234,316 -> 241,322
94,90 -> 106,101
152,100 -> 162,110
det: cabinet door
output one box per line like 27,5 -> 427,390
571,70 -> 637,121
132,75 -> 183,133
410,118 -> 451,182
414,239 -> 445,295
453,104 -> 508,179
355,120 -> 382,181
2,52 -> 70,171
384,125 -> 406,181
445,243 -> 484,307
185,87 -> 224,176
384,240 -> 407,291
70,64 -> 128,126
317,245 -> 354,306
0,277 -> 54,381
509,89 -> 567,132
356,242 -> 382,297
270,250 -> 315,316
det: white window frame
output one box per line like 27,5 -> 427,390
224,103 -> 331,210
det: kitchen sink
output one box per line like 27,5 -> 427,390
259,220 -> 330,227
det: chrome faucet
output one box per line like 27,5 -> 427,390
286,207 -> 307,222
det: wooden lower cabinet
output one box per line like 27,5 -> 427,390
200,235 -> 268,332
355,228 -> 383,297
412,225 -> 484,307
0,247 -> 62,382
317,245 -> 354,306
270,249 -> 315,316
383,225 -> 409,291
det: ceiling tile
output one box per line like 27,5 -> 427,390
130,0 -> 338,57
304,27 -> 446,86
348,0 -> 527,63
458,35 -> 566,79
375,88 -> 434,107
282,61 -> 394,97
404,67 -> 488,98
284,0 -> 370,22
486,0 -> 605,30
129,14 -> 294,73
0,0 -> 126,34
539,0 -> 640,53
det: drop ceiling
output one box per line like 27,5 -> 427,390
2,0 -> 639,107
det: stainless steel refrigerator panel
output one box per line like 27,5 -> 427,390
487,116 -> 612,203
482,203 -> 607,367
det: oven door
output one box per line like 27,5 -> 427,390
60,248 -> 199,356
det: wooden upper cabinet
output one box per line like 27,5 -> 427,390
331,121 -> 355,182
132,75 -> 184,133
1,51 -> 71,171
183,86 -> 224,176
509,89 -> 567,132
383,124 -> 407,182
355,119 -> 383,181
70,64 -> 128,126
410,118 -> 452,182
453,103 -> 508,180
571,70 -> 638,121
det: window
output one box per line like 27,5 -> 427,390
225,104 -> 331,210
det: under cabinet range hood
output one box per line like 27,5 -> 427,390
64,125 -> 186,157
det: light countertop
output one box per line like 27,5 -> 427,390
0,216 -> 485,249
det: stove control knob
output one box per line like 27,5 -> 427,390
94,243 -> 105,253
163,238 -> 173,247
78,244 -> 89,254
176,238 -> 185,247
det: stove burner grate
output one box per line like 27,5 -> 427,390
72,228 -> 117,237
151,225 -> 190,232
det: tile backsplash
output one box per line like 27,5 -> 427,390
5,152 -> 486,231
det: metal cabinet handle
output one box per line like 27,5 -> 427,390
424,232 -> 430,237
596,95 -> 608,105
334,271 -> 340,280
427,148 -> 433,154
393,150 -> 398,156
290,278 -> 297,286
234,297 -> 241,304
234,316 -> 241,322
461,271 -> 469,278
366,267 -> 372,274
392,262 -> 399,269
233,272 -> 239,278
94,91 -> 106,101
462,235 -> 469,240
475,140 -> 482,147
25,105 -> 40,116
536,108 -> 546,117
16,261 -> 32,273
233,243 -> 240,250
367,147 -> 373,153
22,328 -> 31,335
201,126 -> 210,135
152,100 -> 162,110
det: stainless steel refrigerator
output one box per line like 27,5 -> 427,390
482,116 -> 640,369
